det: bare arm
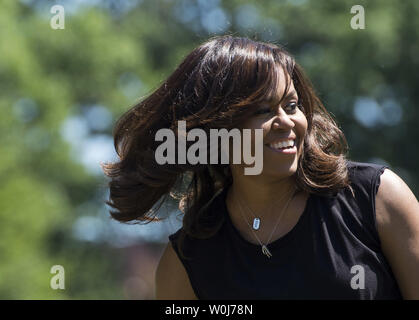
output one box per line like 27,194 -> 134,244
155,242 -> 198,300
376,168 -> 419,299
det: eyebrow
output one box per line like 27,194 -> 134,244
264,91 -> 298,106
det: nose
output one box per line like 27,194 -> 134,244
271,109 -> 295,130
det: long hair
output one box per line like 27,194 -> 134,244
102,35 -> 353,257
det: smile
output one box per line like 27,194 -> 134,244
264,139 -> 297,154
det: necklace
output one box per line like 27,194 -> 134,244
233,186 -> 297,258
237,188 -> 292,231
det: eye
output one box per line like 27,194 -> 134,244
253,101 -> 301,116
284,101 -> 300,113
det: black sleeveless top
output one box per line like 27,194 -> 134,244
168,160 -> 403,299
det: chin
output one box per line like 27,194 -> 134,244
261,157 -> 299,176
260,166 -> 297,179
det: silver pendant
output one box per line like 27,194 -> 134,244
262,245 -> 272,258
252,218 -> 260,230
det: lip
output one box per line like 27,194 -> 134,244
265,136 -> 297,145
264,137 -> 298,154
265,144 -> 297,154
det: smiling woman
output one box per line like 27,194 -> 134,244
102,35 -> 419,300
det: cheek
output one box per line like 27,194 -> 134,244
240,118 -> 270,138
296,112 -> 308,135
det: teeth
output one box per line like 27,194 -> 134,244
269,139 -> 295,149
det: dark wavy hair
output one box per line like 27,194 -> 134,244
102,35 -> 354,256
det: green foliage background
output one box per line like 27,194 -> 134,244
0,0 -> 417,299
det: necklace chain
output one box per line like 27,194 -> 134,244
236,187 -> 292,230
233,186 -> 297,258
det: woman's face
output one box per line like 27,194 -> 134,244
235,69 -> 308,180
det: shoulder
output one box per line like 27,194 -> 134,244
375,168 -> 419,222
343,160 -> 389,216
375,168 -> 419,299
344,160 -> 391,210
345,160 -> 387,186
375,168 -> 419,233
375,167 -> 419,237
155,241 -> 198,300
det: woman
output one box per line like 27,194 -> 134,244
102,35 -> 419,299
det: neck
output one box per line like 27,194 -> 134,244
227,173 -> 298,220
